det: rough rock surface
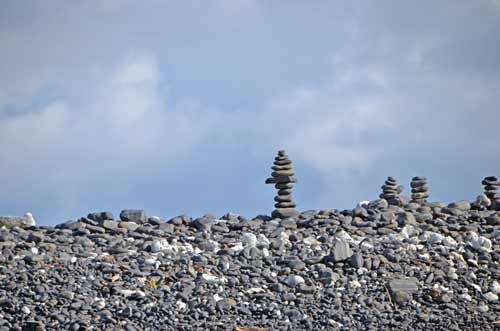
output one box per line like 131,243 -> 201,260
1,201 -> 500,330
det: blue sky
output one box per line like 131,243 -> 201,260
1,1 -> 500,225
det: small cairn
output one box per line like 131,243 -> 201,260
410,176 -> 429,203
482,176 -> 499,200
379,176 -> 403,205
265,150 -> 299,218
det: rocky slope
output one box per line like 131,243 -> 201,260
1,198 -> 500,330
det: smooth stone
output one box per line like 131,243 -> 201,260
274,202 -> 297,208
411,186 -> 429,193
266,176 -> 297,184
272,170 -> 295,177
272,165 -> 292,171
349,252 -> 364,268
328,240 -> 353,262
285,275 -> 305,287
410,180 -> 427,188
278,189 -> 293,195
275,183 -> 294,189
119,210 -> 147,223
367,199 -> 388,209
274,159 -> 292,166
272,208 -> 299,219
274,195 -> 293,203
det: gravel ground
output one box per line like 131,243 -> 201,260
1,192 -> 500,330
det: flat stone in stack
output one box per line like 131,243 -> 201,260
482,176 -> 499,200
380,176 -> 403,205
411,176 -> 429,203
266,150 -> 299,218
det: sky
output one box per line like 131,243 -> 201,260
1,1 -> 500,225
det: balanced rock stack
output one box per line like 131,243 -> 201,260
411,176 -> 429,203
265,150 -> 299,218
482,176 -> 499,200
379,176 -> 403,205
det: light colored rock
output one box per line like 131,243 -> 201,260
427,232 -> 444,244
150,240 -> 163,253
466,232 -> 492,252
242,233 -> 257,248
476,194 -> 491,207
24,212 -> 36,226
356,200 -> 370,208
201,273 -> 226,284
176,300 -> 187,310
350,280 -> 361,289
484,292 -> 498,302
286,275 -> 305,287
443,236 -> 457,247
491,281 -> 500,294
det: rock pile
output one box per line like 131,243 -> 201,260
1,199 -> 500,330
379,176 -> 404,205
265,150 -> 299,219
482,176 -> 499,201
411,176 -> 429,204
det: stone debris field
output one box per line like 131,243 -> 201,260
1,151 -> 500,330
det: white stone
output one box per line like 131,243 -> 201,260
466,232 -> 492,252
428,232 -> 444,244
213,294 -> 223,302
350,280 -> 361,289
23,212 -> 36,226
21,306 -> 31,314
491,281 -> 500,294
335,230 -> 354,243
357,200 -> 370,208
94,298 -> 106,310
145,258 -> 157,265
257,234 -> 270,246
302,237 -> 319,246
443,236 -> 457,247
242,233 -> 257,248
246,287 -> 265,294
484,292 -> 498,302
150,240 -> 163,253
201,273 -> 224,284
476,194 -> 491,207
30,247 -> 39,255
176,300 -> 186,310
285,275 -> 305,287
228,242 -> 244,254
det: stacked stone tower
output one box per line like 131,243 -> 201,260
410,176 -> 429,203
482,176 -> 499,200
265,150 -> 299,218
380,176 -> 403,205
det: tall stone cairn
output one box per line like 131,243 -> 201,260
265,150 -> 299,218
410,176 -> 429,203
482,176 -> 499,200
380,176 -> 403,205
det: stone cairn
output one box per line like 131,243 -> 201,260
482,176 -> 499,200
410,176 -> 429,203
380,176 -> 403,205
265,150 -> 299,218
